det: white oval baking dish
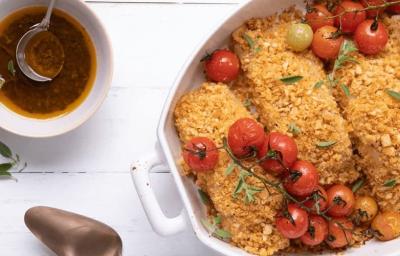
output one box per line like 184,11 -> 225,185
131,0 -> 400,255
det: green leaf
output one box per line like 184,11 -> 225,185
340,84 -> 351,97
340,40 -> 358,56
384,179 -> 397,188
7,60 -> 16,77
244,186 -> 263,203
386,89 -> 400,101
233,178 -> 244,198
214,228 -> 231,240
225,162 -> 236,176
243,33 -> 255,49
352,179 -> 364,193
313,80 -> 324,89
280,75 -> 303,85
316,141 -> 337,148
214,215 -> 222,225
201,217 -> 231,240
198,189 -> 210,205
288,122 -> 301,135
201,218 -> 215,232
0,163 -> 13,175
0,141 -> 12,158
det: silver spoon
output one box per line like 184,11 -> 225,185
16,0 -> 62,82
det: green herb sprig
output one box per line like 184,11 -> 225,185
384,179 -> 397,188
0,141 -> 26,179
201,215 -> 231,240
7,60 -> 16,77
386,89 -> 400,101
280,75 -> 303,85
314,40 -> 358,94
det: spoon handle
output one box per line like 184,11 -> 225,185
39,0 -> 57,30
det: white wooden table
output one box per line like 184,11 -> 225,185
0,1 -> 245,255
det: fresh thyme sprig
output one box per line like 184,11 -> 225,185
329,40 -> 358,88
0,141 -> 26,179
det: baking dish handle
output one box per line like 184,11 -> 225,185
131,152 -> 187,236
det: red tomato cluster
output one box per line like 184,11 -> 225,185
182,118 -> 357,248
305,1 -> 391,58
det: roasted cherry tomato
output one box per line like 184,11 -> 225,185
326,218 -> 354,248
286,23 -> 314,52
276,204 -> 309,239
303,185 -> 328,213
228,118 -> 265,158
283,160 -> 319,197
354,19 -> 388,55
371,211 -> 400,241
182,137 -> 219,172
312,25 -> 344,59
361,0 -> 386,18
353,196 -> 378,224
387,0 -> 400,14
257,132 -> 298,175
204,49 -> 240,83
300,215 -> 328,246
305,4 -> 335,32
326,184 -> 355,217
334,1 -> 366,33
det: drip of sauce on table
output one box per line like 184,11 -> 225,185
0,7 -> 96,119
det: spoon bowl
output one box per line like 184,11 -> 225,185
15,0 -> 61,82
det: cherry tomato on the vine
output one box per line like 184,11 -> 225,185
387,0 -> 400,14
228,118 -> 265,158
354,19 -> 388,55
182,137 -> 219,172
361,0 -> 386,18
371,211 -> 400,241
276,204 -> 309,239
257,132 -> 298,175
334,1 -> 366,33
312,25 -> 344,60
283,160 -> 319,197
326,218 -> 354,248
326,184 -> 355,217
305,4 -> 335,32
300,215 -> 328,246
204,49 -> 240,83
303,185 -> 328,213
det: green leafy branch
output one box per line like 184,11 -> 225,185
315,40 -> 358,97
0,141 -> 26,179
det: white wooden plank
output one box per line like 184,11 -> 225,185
0,172 -> 219,256
89,3 -> 237,89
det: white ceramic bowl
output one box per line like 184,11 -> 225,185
0,0 -> 113,138
132,0 -> 400,255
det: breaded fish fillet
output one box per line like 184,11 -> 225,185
232,10 -> 359,185
334,16 -> 400,211
174,83 -> 289,256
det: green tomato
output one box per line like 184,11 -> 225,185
286,23 -> 313,52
